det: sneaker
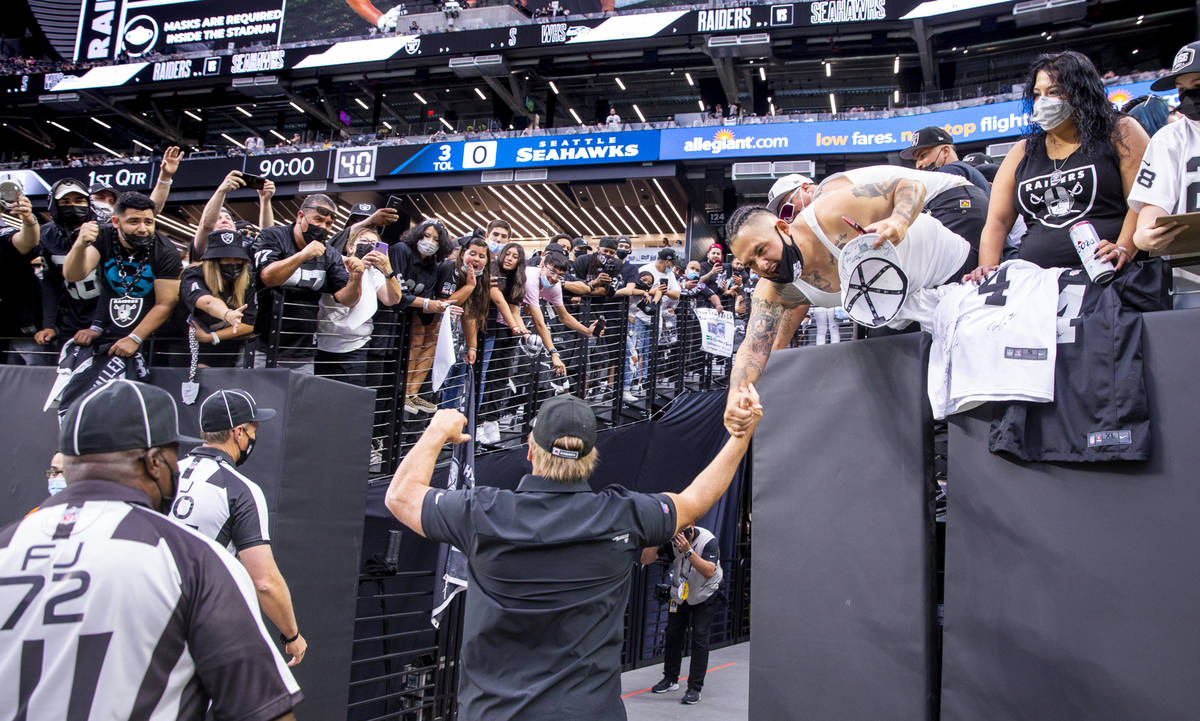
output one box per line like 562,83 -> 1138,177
651,679 -> 679,694
498,413 -> 517,429
681,690 -> 701,704
404,395 -> 421,415
477,421 -> 500,445
411,396 -> 438,414
369,439 -> 384,468
622,389 -> 638,404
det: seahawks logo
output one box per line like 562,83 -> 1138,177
1172,48 -> 1195,73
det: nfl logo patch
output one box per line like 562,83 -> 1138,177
660,502 -> 670,514
960,199 -> 971,209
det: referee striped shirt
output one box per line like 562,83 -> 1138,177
170,447 -> 271,554
0,480 -> 301,720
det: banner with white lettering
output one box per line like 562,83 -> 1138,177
74,0 -> 287,61
694,307 -> 735,357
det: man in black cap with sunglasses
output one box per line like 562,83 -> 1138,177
170,388 -> 307,667
384,390 -> 763,721
0,380 -> 301,720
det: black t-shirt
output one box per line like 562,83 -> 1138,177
435,258 -> 462,300
93,226 -> 183,340
1014,141 -> 1128,269
0,227 -> 41,336
180,264 -> 259,333
571,254 -> 624,307
937,161 -> 991,194
388,242 -> 440,309
39,222 -> 102,335
252,224 -> 350,351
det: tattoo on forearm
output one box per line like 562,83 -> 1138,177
730,295 -> 783,388
891,180 -> 924,224
851,179 -> 900,199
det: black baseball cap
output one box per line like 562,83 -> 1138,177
598,237 -> 619,250
658,247 -> 677,261
202,230 -> 251,261
89,181 -> 115,195
962,152 -> 993,166
348,202 -> 377,219
532,394 -> 596,459
1152,41 -> 1200,91
199,389 -> 277,432
60,380 -> 200,456
899,126 -> 954,160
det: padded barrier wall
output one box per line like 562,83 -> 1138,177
0,366 -> 373,721
751,333 -> 936,721
941,308 -> 1200,721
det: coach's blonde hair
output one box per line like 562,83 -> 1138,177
529,434 -> 599,484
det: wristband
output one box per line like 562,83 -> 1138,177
157,178 -> 173,185
127,332 -> 143,346
684,549 -> 694,558
211,333 -> 221,346
386,270 -> 399,279
422,298 -> 429,311
280,631 -> 300,645
89,323 -> 104,334
549,349 -> 559,355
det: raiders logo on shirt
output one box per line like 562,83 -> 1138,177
110,296 -> 144,328
1016,164 -> 1099,229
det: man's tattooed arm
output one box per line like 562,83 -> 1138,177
850,178 -> 900,199
889,178 -> 926,225
730,283 -> 809,390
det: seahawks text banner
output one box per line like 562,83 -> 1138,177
388,131 -> 659,175
74,0 -> 287,62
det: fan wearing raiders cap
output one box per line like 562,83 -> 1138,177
384,391 -> 761,721
898,126 -> 991,193
329,201 -> 401,255
189,169 -> 276,260
180,230 -> 259,366
723,179 -> 972,436
0,380 -> 301,720
169,388 -> 307,667
1130,40 -> 1200,254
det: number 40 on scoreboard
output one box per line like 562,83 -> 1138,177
334,146 -> 378,184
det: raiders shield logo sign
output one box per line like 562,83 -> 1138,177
109,296 -> 144,329
1172,47 -> 1195,73
1016,164 -> 1098,229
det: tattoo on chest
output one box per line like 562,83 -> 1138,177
803,269 -> 836,292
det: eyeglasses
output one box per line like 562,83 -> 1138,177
543,267 -> 564,281
777,189 -> 805,223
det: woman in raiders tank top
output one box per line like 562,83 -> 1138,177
969,51 -> 1148,280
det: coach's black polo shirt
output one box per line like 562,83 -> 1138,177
422,474 -> 677,721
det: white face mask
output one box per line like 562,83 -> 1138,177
1032,96 -> 1074,131
417,239 -> 439,257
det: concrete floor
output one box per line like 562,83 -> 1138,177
621,642 -> 748,721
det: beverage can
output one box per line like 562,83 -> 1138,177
1069,221 -> 1115,285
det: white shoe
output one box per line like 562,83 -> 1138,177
622,389 -> 638,403
477,421 -> 500,445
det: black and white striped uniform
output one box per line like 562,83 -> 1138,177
0,480 -> 301,720
170,446 -> 271,555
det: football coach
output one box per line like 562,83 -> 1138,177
385,387 -> 763,720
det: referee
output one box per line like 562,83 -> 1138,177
0,380 -> 301,720
169,388 -> 307,666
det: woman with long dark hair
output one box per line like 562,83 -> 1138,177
436,236 -> 493,411
476,241 -> 532,444
389,219 -> 454,415
971,51 -> 1149,278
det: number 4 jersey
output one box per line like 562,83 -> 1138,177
1127,118 -> 1200,215
927,260 -> 1062,421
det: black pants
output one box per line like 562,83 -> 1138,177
929,184 -> 988,276
315,348 -> 369,387
662,593 -> 720,692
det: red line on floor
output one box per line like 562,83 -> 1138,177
621,662 -> 738,699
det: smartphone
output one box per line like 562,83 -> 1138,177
593,316 -> 607,335
386,195 -> 405,213
240,172 -> 268,190
374,241 -> 389,255
659,278 -> 668,288
354,242 -> 372,259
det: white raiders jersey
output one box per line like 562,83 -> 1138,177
926,260 -> 1062,420
170,447 -> 271,555
0,481 -> 300,720
1127,118 -> 1200,215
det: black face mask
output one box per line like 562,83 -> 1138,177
236,430 -> 256,466
1177,87 -> 1200,121
219,264 -> 243,285
58,205 -> 90,227
771,228 -> 804,285
303,225 -> 329,244
120,228 -> 155,253
148,454 -> 179,515
616,249 -> 629,260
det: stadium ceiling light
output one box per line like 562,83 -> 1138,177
632,104 -> 646,122
474,87 -> 487,100
236,106 -> 253,117
685,72 -> 694,86
48,120 -> 70,132
894,89 -> 900,103
288,101 -> 306,114
383,120 -> 393,129
354,97 -> 369,110
569,107 -> 583,124
94,142 -> 123,158
697,100 -> 705,112
183,110 -> 203,121
962,48 -> 968,54
894,56 -> 900,74
825,62 -> 832,77
132,138 -> 154,152
549,81 -> 560,95
769,101 -> 776,115
269,129 -> 289,141
1132,49 -> 1139,55
414,92 -> 428,104
615,77 -> 626,90
1045,34 -> 1052,40
829,93 -> 837,114
652,177 -> 685,228
439,116 -> 454,130
91,117 -> 112,129
759,67 -> 766,81
220,132 -> 246,149
1136,14 -> 1143,24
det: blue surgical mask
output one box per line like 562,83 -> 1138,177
686,270 -> 700,280
47,472 -> 66,496
749,272 -> 759,282
488,240 -> 503,255
540,274 -> 553,289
